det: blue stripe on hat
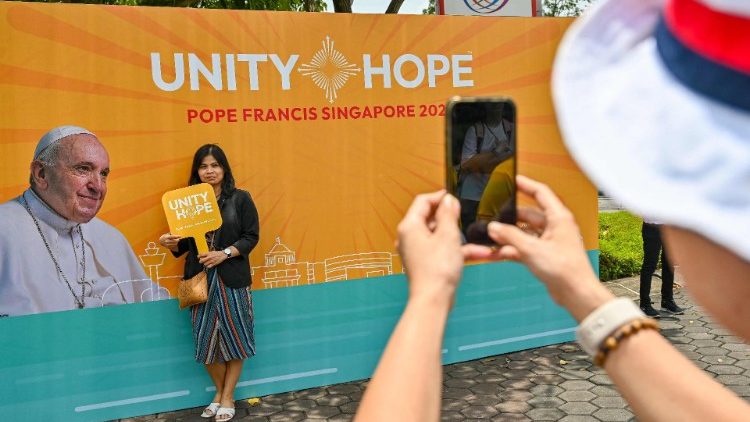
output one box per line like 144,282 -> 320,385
655,16 -> 750,112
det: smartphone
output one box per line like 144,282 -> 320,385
446,96 -> 517,245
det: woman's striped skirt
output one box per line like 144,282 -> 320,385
191,268 -> 256,364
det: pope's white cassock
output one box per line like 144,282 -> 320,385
0,189 -> 167,317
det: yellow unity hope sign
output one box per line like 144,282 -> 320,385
161,184 -> 222,254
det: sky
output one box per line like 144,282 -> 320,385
322,0 -> 431,14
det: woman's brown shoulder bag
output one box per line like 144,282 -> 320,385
177,270 -> 208,309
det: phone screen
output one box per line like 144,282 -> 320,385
446,97 -> 517,245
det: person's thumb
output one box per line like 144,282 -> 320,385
434,194 -> 460,236
487,221 -> 534,255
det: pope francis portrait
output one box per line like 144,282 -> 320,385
0,126 -> 168,317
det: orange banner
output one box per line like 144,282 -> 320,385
0,2 -> 593,294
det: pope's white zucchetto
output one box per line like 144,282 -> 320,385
34,125 -> 96,160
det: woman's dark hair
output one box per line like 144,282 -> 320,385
188,144 -> 236,195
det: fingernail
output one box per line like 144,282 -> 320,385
488,221 -> 502,231
446,196 -> 459,212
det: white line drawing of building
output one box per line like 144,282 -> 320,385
76,243 -> 173,307
257,237 -> 304,288
143,236 -> 404,291
139,242 -> 165,285
251,237 -> 403,289
323,252 -> 395,281
136,242 -> 175,300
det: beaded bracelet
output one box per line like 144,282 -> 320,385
576,298 -> 646,356
594,318 -> 659,367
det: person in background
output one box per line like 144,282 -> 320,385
457,102 -> 514,234
639,219 -> 683,317
354,0 -> 750,420
159,144 -> 259,422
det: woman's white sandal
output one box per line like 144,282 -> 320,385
200,402 -> 220,418
215,407 -> 236,421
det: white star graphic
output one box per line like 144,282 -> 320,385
299,36 -> 361,103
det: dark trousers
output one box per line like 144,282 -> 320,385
639,222 -> 674,304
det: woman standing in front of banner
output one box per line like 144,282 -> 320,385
159,144 -> 259,422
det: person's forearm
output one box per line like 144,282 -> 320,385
556,272 -> 615,322
605,329 -> 750,421
355,291 -> 452,422
494,150 -> 513,163
462,152 -> 500,173
461,154 -> 482,172
224,246 -> 239,258
170,239 -> 187,257
558,271 -> 749,420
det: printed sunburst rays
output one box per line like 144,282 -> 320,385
298,36 -> 361,103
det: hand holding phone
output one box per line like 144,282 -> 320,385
445,96 -> 517,245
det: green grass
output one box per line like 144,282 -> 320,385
598,211 -> 644,281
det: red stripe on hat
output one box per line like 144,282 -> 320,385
665,0 -> 750,74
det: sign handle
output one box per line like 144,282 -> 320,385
194,235 -> 209,255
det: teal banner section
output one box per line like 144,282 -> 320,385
0,251 -> 597,421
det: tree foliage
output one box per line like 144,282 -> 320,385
542,0 -> 594,17
28,0 -> 327,11
30,0 -> 593,15
421,0 -> 593,16
332,0 -> 404,14
139,0 -> 327,10
36,0 -> 412,12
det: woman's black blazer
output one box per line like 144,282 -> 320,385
174,189 -> 259,289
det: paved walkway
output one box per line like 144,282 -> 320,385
122,274 -> 750,421
597,196 -> 625,213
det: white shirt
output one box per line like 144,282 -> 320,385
459,120 -> 513,201
0,189 -> 167,317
